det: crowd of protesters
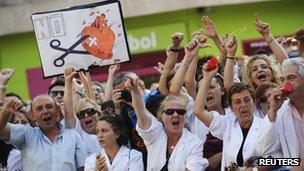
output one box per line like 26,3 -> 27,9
0,13 -> 303,171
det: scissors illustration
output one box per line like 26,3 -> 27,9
50,35 -> 90,67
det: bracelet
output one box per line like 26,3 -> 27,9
0,84 -> 6,90
226,56 -> 236,60
170,46 -> 183,52
0,108 -> 9,115
181,61 -> 190,68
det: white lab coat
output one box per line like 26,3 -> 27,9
136,117 -> 209,171
209,111 -> 280,171
276,99 -> 300,158
187,107 -> 234,142
84,145 -> 144,171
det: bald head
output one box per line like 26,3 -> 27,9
30,94 -> 60,131
31,94 -> 56,113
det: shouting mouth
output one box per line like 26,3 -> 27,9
257,73 -> 267,82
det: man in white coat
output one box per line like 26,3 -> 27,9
275,57 -> 304,168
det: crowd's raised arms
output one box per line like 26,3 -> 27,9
1,13 -> 304,171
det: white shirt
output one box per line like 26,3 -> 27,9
276,99 -> 302,159
209,111 -> 280,171
188,107 -> 234,142
7,149 -> 22,171
136,117 -> 209,171
84,146 -> 144,171
75,119 -> 102,157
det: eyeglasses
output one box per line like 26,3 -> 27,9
49,90 -> 64,97
76,108 -> 99,119
163,109 -> 187,115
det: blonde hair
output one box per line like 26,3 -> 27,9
156,95 -> 187,121
242,54 -> 281,89
75,98 -> 101,114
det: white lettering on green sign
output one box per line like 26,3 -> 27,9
128,31 -> 156,51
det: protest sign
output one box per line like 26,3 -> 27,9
32,0 -> 130,78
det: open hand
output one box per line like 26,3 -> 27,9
201,16 -> 218,38
0,68 -> 15,85
153,62 -> 165,75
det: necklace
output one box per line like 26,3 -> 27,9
170,145 -> 175,150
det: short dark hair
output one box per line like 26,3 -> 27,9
213,74 -> 228,109
255,82 -> 278,102
100,100 -> 115,115
98,114 -> 128,146
6,92 -> 26,106
113,72 -> 130,88
227,83 -> 254,106
295,28 -> 304,42
48,80 -> 65,94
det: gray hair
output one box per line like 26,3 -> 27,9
282,57 -> 304,78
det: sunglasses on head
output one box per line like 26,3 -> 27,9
76,108 -> 99,119
49,90 -> 64,97
163,109 -> 187,116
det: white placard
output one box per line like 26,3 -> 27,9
32,1 -> 130,78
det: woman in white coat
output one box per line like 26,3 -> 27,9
193,63 -> 282,170
125,75 -> 208,171
84,114 -> 144,171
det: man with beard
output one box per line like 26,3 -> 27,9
0,95 -> 86,171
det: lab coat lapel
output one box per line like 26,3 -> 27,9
111,146 -> 128,168
168,129 -> 187,170
243,116 -> 259,154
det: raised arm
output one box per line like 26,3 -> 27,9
125,75 -> 152,130
0,68 -> 15,106
170,35 -> 210,95
104,64 -> 120,100
254,13 -> 288,63
254,87 -> 284,158
193,62 -> 218,127
184,31 -> 200,98
0,98 -> 23,141
201,16 -> 227,66
159,33 -> 183,95
266,86 -> 286,122
63,67 -> 77,128
223,36 -> 238,90
78,71 -> 95,101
